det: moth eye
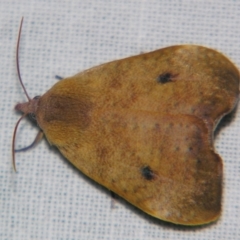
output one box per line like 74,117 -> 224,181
30,113 -> 36,120
141,166 -> 155,180
33,95 -> 41,100
157,72 -> 173,84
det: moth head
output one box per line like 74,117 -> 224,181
15,95 -> 40,116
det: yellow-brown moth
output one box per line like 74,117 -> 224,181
13,18 -> 239,225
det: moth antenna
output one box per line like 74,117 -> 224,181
15,131 -> 44,152
12,17 -> 32,172
12,113 -> 27,172
16,17 -> 31,101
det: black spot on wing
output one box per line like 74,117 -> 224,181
141,166 -> 155,180
157,72 -> 173,84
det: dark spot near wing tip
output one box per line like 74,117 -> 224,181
141,166 -> 155,180
157,72 -> 173,84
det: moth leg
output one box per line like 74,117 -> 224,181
55,75 -> 64,80
15,130 -> 44,152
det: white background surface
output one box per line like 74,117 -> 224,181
1,0 -> 240,239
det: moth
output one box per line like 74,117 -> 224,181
14,18 -> 239,225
